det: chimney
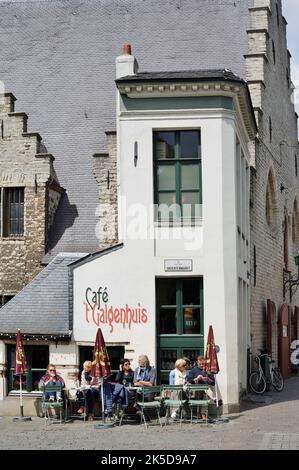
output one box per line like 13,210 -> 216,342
116,43 -> 138,79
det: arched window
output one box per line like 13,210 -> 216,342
292,198 -> 299,244
272,40 -> 276,65
284,212 -> 289,269
265,168 -> 277,228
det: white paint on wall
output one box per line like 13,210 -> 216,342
72,101 -> 251,407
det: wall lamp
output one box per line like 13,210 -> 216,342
284,255 -> 299,300
134,141 -> 138,167
279,140 -> 298,157
280,184 -> 288,193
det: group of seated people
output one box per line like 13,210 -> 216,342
169,355 -> 216,420
39,354 -> 216,422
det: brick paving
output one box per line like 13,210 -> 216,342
0,377 -> 298,450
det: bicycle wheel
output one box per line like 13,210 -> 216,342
249,372 -> 266,394
272,368 -> 284,392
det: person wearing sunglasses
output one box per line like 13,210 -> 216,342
39,364 -> 65,402
115,358 -> 134,387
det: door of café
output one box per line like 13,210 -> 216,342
156,277 -> 204,383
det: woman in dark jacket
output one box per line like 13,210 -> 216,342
115,358 -> 134,387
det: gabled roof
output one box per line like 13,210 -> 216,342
0,0 -> 253,255
0,253 -> 87,337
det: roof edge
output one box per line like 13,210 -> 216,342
69,243 -> 124,269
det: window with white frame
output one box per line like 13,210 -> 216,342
0,187 -> 24,237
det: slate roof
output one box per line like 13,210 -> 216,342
0,253 -> 86,336
116,69 -> 244,84
0,0 -> 253,255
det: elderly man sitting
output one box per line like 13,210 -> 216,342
134,354 -> 156,422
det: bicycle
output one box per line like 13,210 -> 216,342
249,352 -> 284,394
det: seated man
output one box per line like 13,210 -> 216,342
134,354 -> 156,388
134,355 -> 156,421
186,355 -> 215,386
185,355 -> 215,420
39,364 -> 65,402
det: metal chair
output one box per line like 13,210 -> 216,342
41,384 -> 64,424
186,384 -> 209,425
116,389 -> 138,426
162,385 -> 187,426
136,386 -> 162,428
65,388 -> 87,423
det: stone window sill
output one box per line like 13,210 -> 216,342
0,237 -> 26,242
8,391 -> 42,397
155,219 -> 203,228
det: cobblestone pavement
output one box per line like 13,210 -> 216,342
0,377 -> 298,450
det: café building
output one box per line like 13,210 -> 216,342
0,48 -> 256,415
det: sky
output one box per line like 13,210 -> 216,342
283,0 -> 299,121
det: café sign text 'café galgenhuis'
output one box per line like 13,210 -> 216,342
83,286 -> 148,332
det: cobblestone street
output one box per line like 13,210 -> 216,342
0,377 -> 298,450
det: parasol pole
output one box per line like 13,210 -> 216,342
19,375 -> 24,418
13,329 -> 31,422
211,352 -> 229,424
101,377 -> 105,424
94,376 -> 115,429
214,375 -> 220,420
92,328 -> 114,429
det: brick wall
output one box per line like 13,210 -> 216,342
93,131 -> 118,249
0,93 -> 62,297
247,0 -> 299,360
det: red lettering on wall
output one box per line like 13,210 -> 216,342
83,302 -> 148,333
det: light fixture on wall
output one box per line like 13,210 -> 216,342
134,141 -> 138,167
279,140 -> 298,162
283,255 -> 299,300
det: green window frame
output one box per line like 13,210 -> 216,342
157,278 -> 203,336
7,345 -> 49,393
156,277 -> 204,383
153,130 -> 202,221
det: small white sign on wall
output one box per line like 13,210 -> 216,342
283,325 -> 288,337
164,259 -> 193,272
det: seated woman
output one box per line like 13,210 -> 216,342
168,358 -> 187,419
39,364 -> 65,402
80,360 -> 129,421
115,358 -> 134,387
